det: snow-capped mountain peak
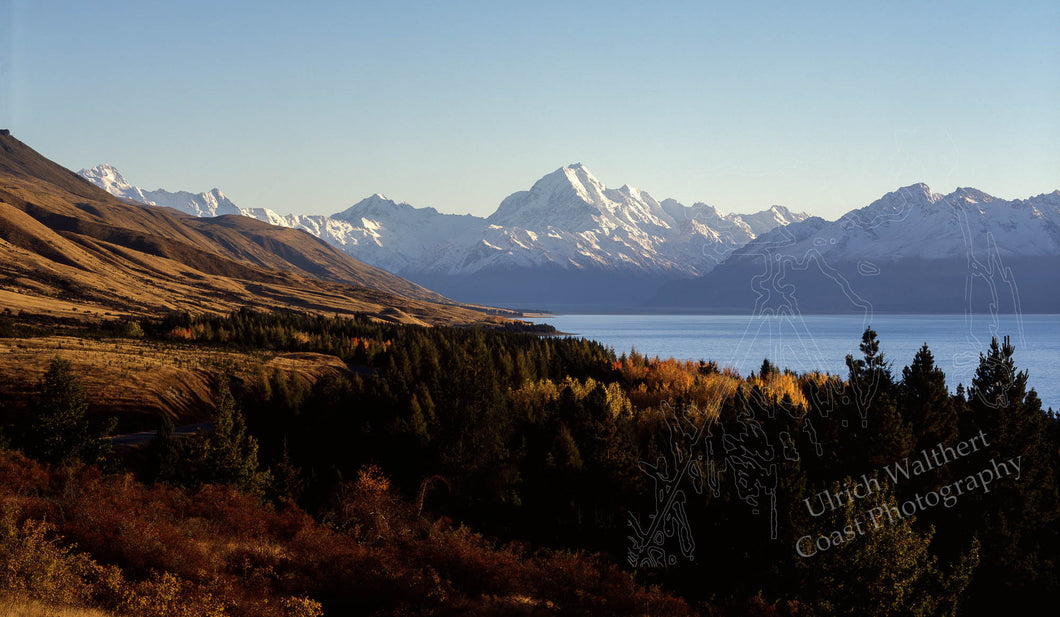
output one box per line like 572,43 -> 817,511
487,164 -> 611,231
949,187 -> 997,205
79,163 -> 149,204
83,163 -> 127,186
729,182 -> 1060,265
531,163 -> 608,204
877,182 -> 940,207
334,194 -> 415,220
81,162 -> 812,285
78,164 -> 239,217
555,163 -> 608,203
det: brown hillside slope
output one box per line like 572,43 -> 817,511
0,336 -> 352,429
0,132 -> 506,325
0,132 -> 448,302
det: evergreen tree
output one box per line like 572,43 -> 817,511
969,336 -> 1024,413
850,326 -> 893,389
23,357 -> 115,465
186,380 -> 271,496
845,327 -> 893,429
547,422 -> 584,471
900,344 -> 959,452
271,438 -> 305,505
867,393 -> 914,468
798,479 -> 978,617
146,413 -> 179,483
960,336 -> 1060,612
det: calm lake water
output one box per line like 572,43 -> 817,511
531,314 -> 1060,410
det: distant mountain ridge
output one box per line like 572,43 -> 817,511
81,162 -> 1059,313
651,183 -> 1060,313
80,163 -> 808,308
80,164 -> 242,217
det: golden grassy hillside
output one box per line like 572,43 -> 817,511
0,334 -> 353,429
0,132 -> 515,326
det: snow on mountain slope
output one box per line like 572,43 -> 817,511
79,165 -> 241,217
79,163 -> 808,280
78,164 -> 150,204
466,164 -> 806,276
727,183 -> 1060,263
329,194 -> 485,274
649,183 -> 1060,313
84,162 -> 1059,312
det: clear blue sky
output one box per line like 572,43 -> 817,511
1,1 -> 1057,219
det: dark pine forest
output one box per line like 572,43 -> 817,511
1,309 -> 1057,616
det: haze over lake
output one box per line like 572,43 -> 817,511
534,313 -> 1060,410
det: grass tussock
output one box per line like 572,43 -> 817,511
0,595 -> 119,617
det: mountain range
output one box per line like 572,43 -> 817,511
653,183 -> 1060,313
80,163 -> 808,309
79,162 -> 1060,314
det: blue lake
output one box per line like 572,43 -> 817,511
531,313 -> 1060,410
